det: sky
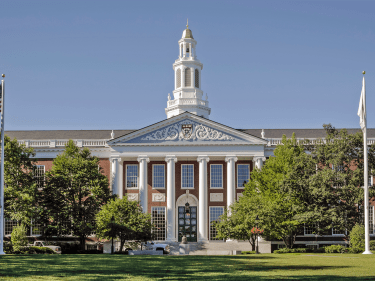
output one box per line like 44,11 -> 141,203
1,0 -> 374,132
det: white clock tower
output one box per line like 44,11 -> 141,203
165,21 -> 211,119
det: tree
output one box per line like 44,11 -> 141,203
96,196 -> 152,252
40,140 -> 112,250
3,135 -> 38,225
10,224 -> 28,252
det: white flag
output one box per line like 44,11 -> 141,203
358,76 -> 366,131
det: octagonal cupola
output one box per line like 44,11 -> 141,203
165,21 -> 211,119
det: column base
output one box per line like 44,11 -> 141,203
166,238 -> 178,243
0,251 -> 5,255
362,250 -> 373,255
198,238 -> 208,243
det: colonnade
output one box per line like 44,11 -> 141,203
110,155 -> 265,242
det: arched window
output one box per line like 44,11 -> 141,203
195,69 -> 199,88
176,69 -> 181,88
185,67 -> 191,87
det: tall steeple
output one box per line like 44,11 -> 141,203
165,21 -> 211,119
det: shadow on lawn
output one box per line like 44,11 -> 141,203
0,255 -> 360,281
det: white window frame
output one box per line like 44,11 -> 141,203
304,224 -> 317,236
237,164 -> 250,189
152,164 -> 165,189
151,207 -> 166,241
126,164 -> 139,190
181,164 -> 194,189
209,206 -> 224,240
210,164 -> 223,189
34,165 -> 45,190
30,218 -> 42,236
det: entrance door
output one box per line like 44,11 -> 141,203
178,206 -> 197,242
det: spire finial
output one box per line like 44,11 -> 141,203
186,19 -> 189,28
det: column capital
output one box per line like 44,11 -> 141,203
225,156 -> 238,163
197,156 -> 210,163
137,155 -> 150,163
253,156 -> 266,162
110,157 -> 121,163
165,155 -> 178,163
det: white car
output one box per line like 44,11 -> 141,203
29,241 -> 62,254
143,241 -> 170,254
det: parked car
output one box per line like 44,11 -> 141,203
143,241 -> 170,254
28,241 -> 62,254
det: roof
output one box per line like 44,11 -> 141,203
5,128 -> 375,140
4,130 -> 135,140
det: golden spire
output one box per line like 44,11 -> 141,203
187,19 -> 189,28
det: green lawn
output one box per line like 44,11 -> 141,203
0,254 -> 375,280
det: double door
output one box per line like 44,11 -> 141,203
178,206 -> 197,242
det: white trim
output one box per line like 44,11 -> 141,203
236,164 -> 250,189
125,164 -> 139,190
152,164 -> 165,189
210,164 -> 223,189
181,164 -> 194,189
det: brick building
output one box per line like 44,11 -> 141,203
4,24 -> 375,252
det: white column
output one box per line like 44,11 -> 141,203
137,156 -> 150,213
118,160 -> 124,199
192,68 -> 195,89
197,156 -> 209,242
189,43 -> 192,59
179,43 -> 182,57
225,156 -> 238,209
191,43 -> 195,58
165,156 -> 177,242
253,157 -> 266,170
111,157 -> 121,196
183,42 -> 186,57
182,68 -> 186,88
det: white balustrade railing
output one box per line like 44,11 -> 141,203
30,140 -> 50,147
267,138 -> 375,146
167,98 -> 209,107
17,139 -> 108,148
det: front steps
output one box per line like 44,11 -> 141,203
168,240 -> 271,255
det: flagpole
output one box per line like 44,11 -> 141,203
0,74 -> 5,255
362,71 -> 372,254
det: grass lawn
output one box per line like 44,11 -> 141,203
1,254 -> 375,280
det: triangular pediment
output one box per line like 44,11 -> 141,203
108,113 -> 267,146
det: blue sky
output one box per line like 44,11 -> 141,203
1,0 -> 374,131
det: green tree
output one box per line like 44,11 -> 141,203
40,140 -> 112,250
3,135 -> 37,225
241,133 -> 305,248
96,196 -> 152,252
11,224 -> 28,252
349,224 -> 365,252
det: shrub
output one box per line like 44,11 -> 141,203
371,240 -> 375,251
242,251 -> 256,255
274,248 -> 308,254
11,224 -> 28,252
349,224 -> 365,252
3,241 -> 13,254
324,245 -> 347,254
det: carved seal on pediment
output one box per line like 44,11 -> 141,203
141,121 -> 235,141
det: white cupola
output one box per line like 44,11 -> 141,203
165,21 -> 211,119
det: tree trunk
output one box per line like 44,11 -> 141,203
80,236 -> 86,251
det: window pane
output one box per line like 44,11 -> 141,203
370,206 -> 374,235
126,165 -> 138,188
152,207 -> 166,241
153,165 -> 165,188
5,219 -> 18,236
182,165 -> 194,188
237,164 -> 250,188
211,165 -> 223,188
210,207 -> 224,240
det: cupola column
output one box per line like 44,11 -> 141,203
182,67 -> 186,88
179,43 -> 182,57
191,68 -> 195,89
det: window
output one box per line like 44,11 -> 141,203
5,219 -> 18,236
237,164 -> 250,188
34,165 -> 45,189
181,164 -> 194,189
126,165 -> 138,188
304,224 -> 317,235
31,219 -> 42,236
209,207 -> 224,240
210,164 -> 223,189
185,67 -> 191,87
369,176 -> 373,187
152,207 -> 166,241
176,69 -> 181,88
153,165 -> 165,189
195,69 -> 199,88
